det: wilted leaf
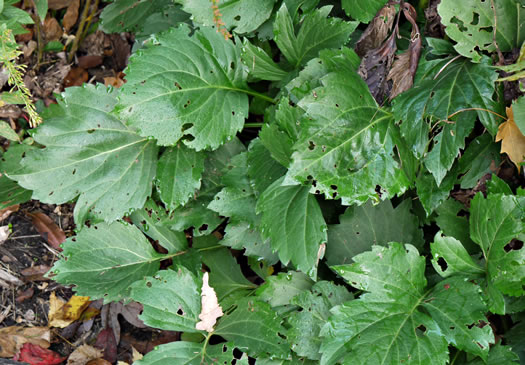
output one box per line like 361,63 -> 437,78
14,343 -> 66,365
354,3 -> 397,57
95,328 -> 117,363
0,326 -> 50,357
67,344 -> 103,365
48,292 -> 91,328
26,211 -> 66,250
387,3 -> 421,99
495,106 -> 525,172
195,272 -> 223,333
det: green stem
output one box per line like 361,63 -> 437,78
200,332 -> 213,364
241,89 -> 277,104
244,123 -> 263,127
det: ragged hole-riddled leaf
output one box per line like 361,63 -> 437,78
324,243 -> 494,364
117,24 -> 249,150
130,267 -> 202,333
8,85 -> 157,226
178,0 -> 276,34
51,222 -> 164,303
285,69 -> 409,206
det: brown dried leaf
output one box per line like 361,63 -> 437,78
0,204 -> 19,222
78,55 -> 103,69
48,0 -> 72,10
26,211 -> 66,250
0,326 -> 50,357
21,265 -> 51,281
358,32 -> 397,103
496,106 -> 525,172
0,226 -> 9,244
67,344 -> 103,365
64,67 -> 88,87
195,272 -> 223,333
387,3 -> 421,99
43,17 -> 63,42
355,2 -> 397,57
63,0 -> 80,32
86,359 -> 112,365
49,292 -> 91,328
16,287 -> 35,303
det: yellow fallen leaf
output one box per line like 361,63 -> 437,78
495,106 -> 525,172
0,326 -> 50,357
195,272 -> 223,333
48,292 -> 91,328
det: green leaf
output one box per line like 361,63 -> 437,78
156,145 -> 205,211
0,121 -> 19,141
241,40 -> 288,81
256,176 -> 327,275
288,281 -> 352,360
0,175 -> 32,209
34,0 -> 47,20
274,4 -> 358,68
9,85 -> 157,225
438,0 -> 525,62
130,199 -> 188,253
430,233 -> 484,278
221,221 -> 277,262
135,341 -> 239,365
117,25 -> 249,150
393,56 -> 501,139
165,139 -> 245,236
130,267 -> 202,332
341,0 -> 388,23
416,165 -> 458,216
326,199 -> 423,266
513,96 -> 525,135
100,0 -> 181,33
457,134 -> 500,189
324,243 -> 493,364
486,174 -> 514,195
178,0 -> 276,34
195,236 -> 256,301
260,123 -> 294,167
424,112 -> 476,186
51,222 -> 164,303
215,297 -> 289,358
247,139 -> 287,195
470,193 -> 525,296
256,271 -> 314,308
285,70 -> 409,206
434,198 -> 478,253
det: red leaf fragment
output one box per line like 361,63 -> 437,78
95,328 -> 117,364
14,343 -> 66,365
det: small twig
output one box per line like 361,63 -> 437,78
490,0 -> 504,65
30,10 -> 44,66
68,0 -> 93,63
7,234 -> 41,240
447,107 -> 506,121
80,0 -> 100,41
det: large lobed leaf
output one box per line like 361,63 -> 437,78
9,85 -> 157,225
117,24 -> 249,150
51,222 -> 165,303
323,243 -> 494,364
285,70 -> 409,205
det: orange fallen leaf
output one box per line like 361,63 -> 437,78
26,211 -> 66,250
195,272 -> 223,332
0,326 -> 50,357
495,106 -> 525,172
48,292 -> 91,328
